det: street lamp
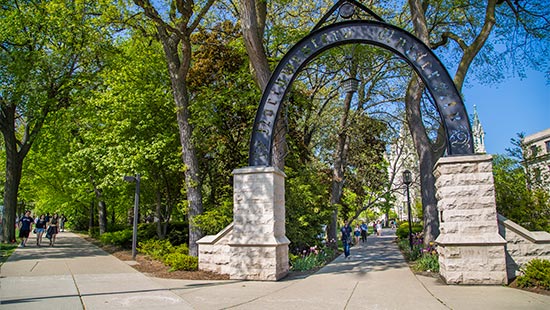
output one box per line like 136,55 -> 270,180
341,77 -> 360,93
124,174 -> 141,260
402,170 -> 413,250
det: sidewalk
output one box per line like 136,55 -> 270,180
2,229 -> 549,309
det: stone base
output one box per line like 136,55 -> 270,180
437,242 -> 507,285
434,155 -> 508,285
229,243 -> 289,280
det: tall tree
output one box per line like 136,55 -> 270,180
132,0 -> 216,256
0,0 -> 108,242
405,0 -> 549,244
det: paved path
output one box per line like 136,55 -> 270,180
2,229 -> 550,309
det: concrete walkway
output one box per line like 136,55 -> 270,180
2,229 -> 549,309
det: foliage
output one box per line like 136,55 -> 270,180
284,165 -> 332,254
0,243 -> 18,266
138,239 -> 174,261
494,141 -> 550,232
395,222 -> 423,240
138,239 -> 196,271
99,229 -> 133,247
413,253 -> 440,273
397,238 -> 422,261
163,253 -> 198,271
290,245 -> 336,272
516,259 -> 550,290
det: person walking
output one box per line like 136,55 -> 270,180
340,221 -> 352,259
35,214 -> 48,246
360,221 -> 368,243
18,210 -> 34,247
47,213 -> 60,246
376,220 -> 383,237
372,221 -> 377,237
59,214 -> 67,232
353,224 -> 361,245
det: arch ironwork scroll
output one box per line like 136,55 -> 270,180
249,20 -> 474,167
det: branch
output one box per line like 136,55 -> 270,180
188,0 -> 217,33
133,0 -> 183,37
431,31 -> 468,50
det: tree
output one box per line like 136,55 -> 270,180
404,0 -> 549,244
0,0 -> 109,242
131,0 -> 217,256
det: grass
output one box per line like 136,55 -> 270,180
0,243 -> 18,266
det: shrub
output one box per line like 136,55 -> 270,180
290,245 -> 336,271
413,253 -> 439,272
163,253 -> 198,271
517,259 -> 550,290
138,239 -> 174,261
395,222 -> 423,240
137,223 -> 158,241
100,229 -> 133,247
88,227 -> 100,238
397,239 -> 422,261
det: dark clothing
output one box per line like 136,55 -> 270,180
19,216 -> 33,231
360,223 -> 368,242
340,224 -> 352,258
35,219 -> 47,229
19,229 -> 30,238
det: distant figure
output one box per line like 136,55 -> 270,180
59,214 -> 67,232
35,214 -> 48,246
47,213 -> 60,246
372,222 -> 377,236
354,224 -> 361,245
340,221 -> 352,259
360,221 -> 368,243
18,210 -> 34,247
376,221 -> 382,236
390,220 -> 397,229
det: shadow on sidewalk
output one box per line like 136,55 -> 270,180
5,232 -> 110,262
313,229 -> 408,276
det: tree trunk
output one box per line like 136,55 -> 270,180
1,104 -> 29,243
327,91 -> 353,245
405,77 -> 440,244
156,28 -> 203,257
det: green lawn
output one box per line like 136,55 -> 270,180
0,243 -> 18,266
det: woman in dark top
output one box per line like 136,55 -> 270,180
47,213 -> 60,246
35,214 -> 47,246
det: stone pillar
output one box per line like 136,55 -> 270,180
229,166 -> 290,280
434,155 -> 507,285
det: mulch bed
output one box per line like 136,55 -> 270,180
80,235 -> 229,280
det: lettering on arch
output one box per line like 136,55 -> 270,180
249,20 -> 474,167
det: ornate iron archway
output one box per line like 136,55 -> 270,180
249,0 -> 474,166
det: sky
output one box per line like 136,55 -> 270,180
462,70 -> 550,155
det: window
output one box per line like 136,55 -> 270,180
546,140 -> 550,153
530,145 -> 538,157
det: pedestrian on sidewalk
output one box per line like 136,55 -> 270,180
372,221 -> 377,236
376,221 -> 382,236
353,224 -> 361,245
18,210 -> 34,247
59,214 -> 67,232
46,213 -> 60,246
360,221 -> 368,243
340,221 -> 352,259
35,214 -> 48,246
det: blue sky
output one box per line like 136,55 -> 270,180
462,70 -> 550,155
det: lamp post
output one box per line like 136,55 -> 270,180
402,170 -> 413,250
124,174 -> 140,260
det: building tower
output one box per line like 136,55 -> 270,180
472,105 -> 486,154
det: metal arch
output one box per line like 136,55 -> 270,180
249,20 -> 474,167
